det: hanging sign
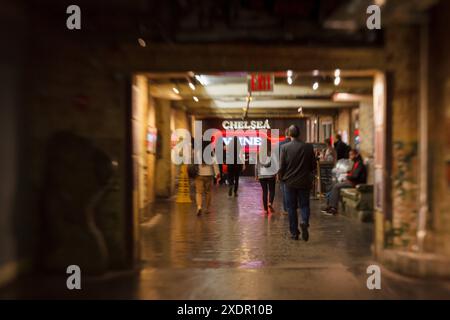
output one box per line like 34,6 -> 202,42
247,73 -> 274,92
222,119 -> 271,130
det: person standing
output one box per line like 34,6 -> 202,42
322,149 -> 367,216
194,141 -> 220,216
226,136 -> 246,197
334,134 -> 350,161
279,125 -> 317,241
255,142 -> 279,214
323,138 -> 337,163
278,129 -> 291,214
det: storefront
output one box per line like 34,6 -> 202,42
201,118 -> 307,176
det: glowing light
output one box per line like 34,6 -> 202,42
195,75 -> 208,86
334,69 -> 341,77
313,70 -> 320,76
138,38 -> 146,47
193,96 -> 199,102
189,82 -> 196,91
287,70 -> 293,77
172,87 -> 180,94
287,77 -> 293,85
334,77 -> 341,86
313,82 -> 319,90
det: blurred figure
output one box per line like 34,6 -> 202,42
279,125 -> 317,241
194,141 -> 220,216
323,138 -> 337,163
334,134 -> 350,160
278,129 -> 291,214
226,136 -> 246,197
255,141 -> 279,214
321,149 -> 367,216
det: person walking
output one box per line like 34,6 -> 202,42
279,125 -> 317,241
226,136 -> 246,197
194,141 -> 220,216
255,142 -> 279,214
278,129 -> 291,215
321,149 -> 367,216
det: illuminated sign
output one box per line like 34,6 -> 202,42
222,119 -> 271,130
248,73 -> 274,92
223,137 -> 262,146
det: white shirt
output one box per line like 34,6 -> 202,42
195,150 -> 220,177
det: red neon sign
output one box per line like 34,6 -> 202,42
212,130 -> 285,153
248,73 -> 274,92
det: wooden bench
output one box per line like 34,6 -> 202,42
339,184 -> 374,222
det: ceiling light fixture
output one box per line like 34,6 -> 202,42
193,96 -> 199,102
138,38 -> 146,47
189,82 -> 196,91
334,69 -> 341,77
195,75 -> 208,86
172,87 -> 180,94
313,82 -> 319,90
287,70 -> 293,77
287,77 -> 293,85
334,77 -> 341,86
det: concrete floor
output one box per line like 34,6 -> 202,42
1,178 -> 450,299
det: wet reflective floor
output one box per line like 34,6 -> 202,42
1,178 -> 450,299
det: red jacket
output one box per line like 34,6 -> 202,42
347,156 -> 367,186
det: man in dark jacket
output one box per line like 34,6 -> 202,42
278,128 -> 291,214
279,125 -> 317,241
322,149 -> 367,215
334,134 -> 350,160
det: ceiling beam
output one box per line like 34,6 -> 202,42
123,44 -> 385,72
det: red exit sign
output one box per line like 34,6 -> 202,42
248,73 -> 274,92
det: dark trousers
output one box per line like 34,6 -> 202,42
228,164 -> 242,193
327,181 -> 353,209
259,177 -> 276,210
286,186 -> 311,236
280,182 -> 289,212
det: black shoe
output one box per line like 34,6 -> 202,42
290,234 -> 299,240
196,208 -> 202,216
300,223 -> 309,242
234,191 -> 238,197
228,187 -> 233,197
323,207 -> 337,216
268,203 -> 274,211
321,206 -> 330,213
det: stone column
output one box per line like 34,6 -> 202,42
429,1 -> 450,258
155,99 -> 172,198
386,25 -> 420,250
359,100 -> 374,184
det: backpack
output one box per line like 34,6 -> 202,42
187,164 -> 199,178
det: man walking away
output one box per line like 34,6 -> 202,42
322,149 -> 367,216
278,129 -> 291,214
195,141 -> 221,216
226,136 -> 246,197
279,125 -> 317,241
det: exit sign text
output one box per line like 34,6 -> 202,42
248,73 -> 274,92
